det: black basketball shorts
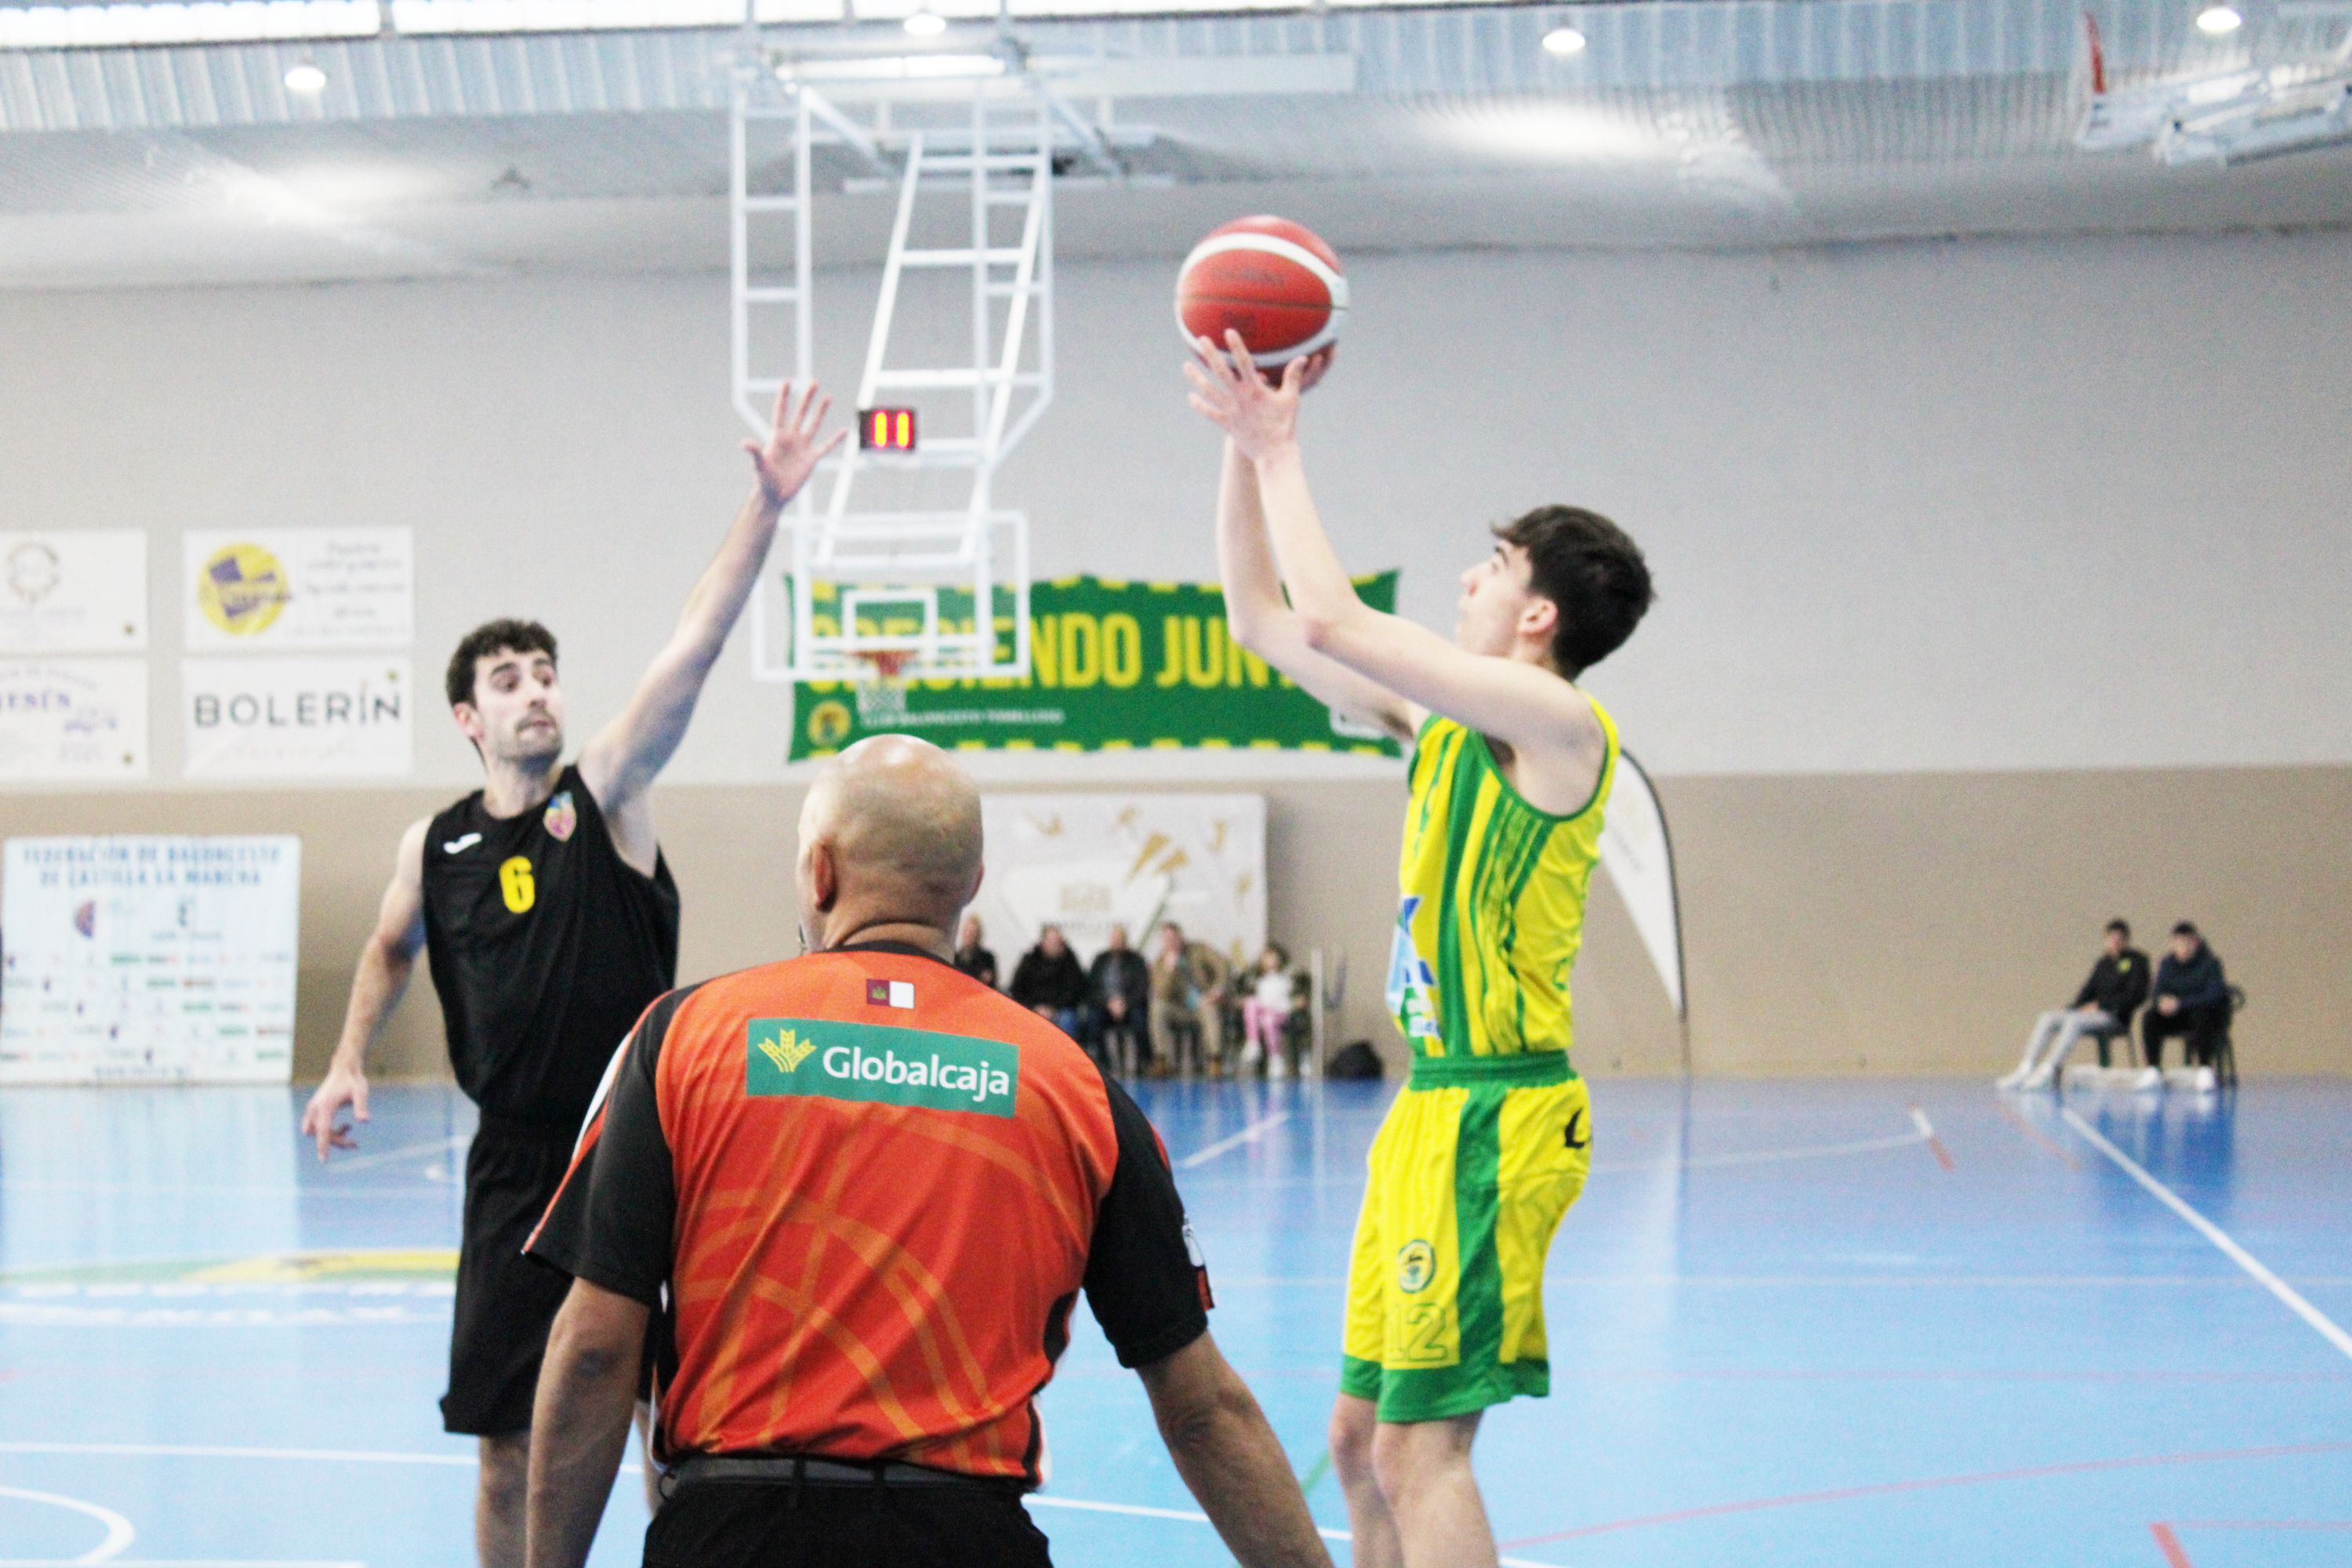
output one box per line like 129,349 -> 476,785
441,1119 -> 579,1437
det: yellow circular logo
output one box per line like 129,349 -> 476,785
806,699 -> 853,750
1397,1239 -> 1436,1294
196,543 -> 291,636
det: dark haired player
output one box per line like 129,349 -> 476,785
1187,333 -> 1652,1568
298,382 -> 843,1567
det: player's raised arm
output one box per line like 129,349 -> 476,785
578,379 -> 845,837
1186,332 -> 1602,768
1214,435 -> 1419,745
299,815 -> 429,1161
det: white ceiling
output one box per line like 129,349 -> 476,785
2,0 -> 2350,289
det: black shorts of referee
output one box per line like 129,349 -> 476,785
645,1456 -> 1049,1568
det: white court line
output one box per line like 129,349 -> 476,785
1177,1110 -> 1292,1169
2062,1107 -> 2352,1364
1025,1492 -> 1566,1567
1592,1125 -> 1928,1174
0,1482 -> 134,1564
0,1443 -> 473,1467
0,1445 -> 1563,1567
315,1136 -> 469,1175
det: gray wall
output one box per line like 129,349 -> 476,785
5,228 -> 2347,1079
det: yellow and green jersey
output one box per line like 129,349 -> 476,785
1385,700 -> 1618,1063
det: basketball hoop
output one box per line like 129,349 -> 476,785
851,648 -> 913,729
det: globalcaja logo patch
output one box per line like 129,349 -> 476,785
747,1018 -> 1018,1118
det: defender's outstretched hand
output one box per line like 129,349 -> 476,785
1184,331 -> 1330,461
742,379 -> 847,508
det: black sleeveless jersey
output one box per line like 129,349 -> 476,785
421,764 -> 680,1131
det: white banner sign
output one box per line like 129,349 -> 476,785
1597,750 -> 1686,1020
0,659 -> 149,782
1,835 -> 301,1084
0,531 -> 147,652
974,793 -> 1266,969
183,528 -> 412,651
182,656 -> 412,779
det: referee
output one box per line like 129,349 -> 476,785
298,381 -> 844,1566
521,736 -> 1332,1568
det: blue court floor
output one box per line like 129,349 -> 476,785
2,1076 -> 2347,1566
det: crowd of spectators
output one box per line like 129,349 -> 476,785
951,916 -> 1306,1079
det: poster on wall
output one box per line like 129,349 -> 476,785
0,660 -> 149,782
788,574 -> 1403,760
0,531 -> 147,652
181,656 -> 412,780
0,835 -> 301,1084
971,793 -> 1265,970
183,528 -> 412,651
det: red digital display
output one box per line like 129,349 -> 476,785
860,408 -> 917,452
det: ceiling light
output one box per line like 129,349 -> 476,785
1541,24 -> 1587,56
284,60 -> 328,93
902,9 -> 945,35
2195,4 -> 2242,34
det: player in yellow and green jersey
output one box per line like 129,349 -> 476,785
1186,332 -> 1653,1568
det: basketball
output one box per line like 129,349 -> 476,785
1175,216 -> 1348,368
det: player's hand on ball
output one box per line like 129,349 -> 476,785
743,379 -> 848,508
1184,330 -> 1312,461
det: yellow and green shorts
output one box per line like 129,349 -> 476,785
1340,1051 -> 1591,1424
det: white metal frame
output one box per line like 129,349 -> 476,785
733,60 -> 1058,686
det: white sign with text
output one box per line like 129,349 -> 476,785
973,793 -> 1266,969
0,835 -> 301,1084
182,656 -> 412,779
0,531 -> 147,652
0,659 -> 149,782
183,528 -> 412,651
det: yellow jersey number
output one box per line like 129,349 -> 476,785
499,855 -> 536,914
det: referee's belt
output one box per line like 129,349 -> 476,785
661,1454 -> 1017,1499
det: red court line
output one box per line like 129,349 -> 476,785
1991,1096 -> 2083,1169
1498,1440 -> 2352,1549
1908,1105 -> 1956,1171
2154,1519 -> 2352,1566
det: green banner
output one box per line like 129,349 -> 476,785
789,572 -> 1403,760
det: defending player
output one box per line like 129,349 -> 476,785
297,380 -> 844,1568
1185,332 -> 1652,1568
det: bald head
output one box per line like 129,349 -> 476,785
797,735 -> 983,950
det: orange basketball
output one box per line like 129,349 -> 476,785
1175,216 -> 1348,368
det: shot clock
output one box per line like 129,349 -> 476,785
859,408 -> 917,452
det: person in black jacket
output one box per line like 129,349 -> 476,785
1008,924 -> 1089,1036
2000,919 -> 2150,1089
952,914 -> 999,990
2143,921 -> 2230,1089
1087,923 -> 1152,1075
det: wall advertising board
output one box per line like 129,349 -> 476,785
0,835 -> 301,1084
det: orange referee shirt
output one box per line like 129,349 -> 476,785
525,942 -> 1212,1484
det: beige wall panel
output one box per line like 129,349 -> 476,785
1662,765 -> 2352,1077
6,764 -> 2340,1087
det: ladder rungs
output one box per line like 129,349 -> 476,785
740,195 -> 800,213
873,370 -> 1045,390
742,287 -> 800,303
985,282 -> 1044,298
901,248 -> 1029,267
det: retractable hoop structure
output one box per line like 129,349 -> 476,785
735,41 -> 1075,688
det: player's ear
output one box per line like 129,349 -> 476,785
452,701 -> 485,744
1519,595 -> 1560,641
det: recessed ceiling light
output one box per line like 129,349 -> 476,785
1541,25 -> 1588,57
284,61 -> 328,95
904,9 -> 947,35
2195,5 -> 2242,34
